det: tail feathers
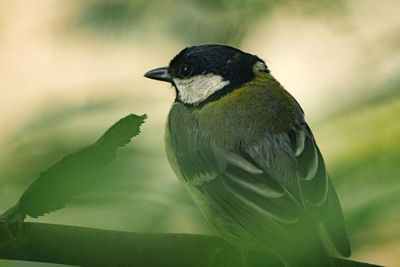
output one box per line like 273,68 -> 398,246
280,237 -> 333,267
275,215 -> 333,267
320,179 -> 351,257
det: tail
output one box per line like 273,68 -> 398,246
279,236 -> 333,267
277,215 -> 333,267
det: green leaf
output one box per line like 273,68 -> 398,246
1,114 -> 146,221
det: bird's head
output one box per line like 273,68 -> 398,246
144,44 -> 269,106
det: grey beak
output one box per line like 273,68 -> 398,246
144,67 -> 172,82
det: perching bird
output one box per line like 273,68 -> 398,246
144,45 -> 351,266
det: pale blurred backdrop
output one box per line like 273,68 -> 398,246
0,0 -> 399,266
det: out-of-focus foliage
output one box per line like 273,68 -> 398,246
72,0 -> 345,45
74,0 -> 150,35
319,90 -> 400,248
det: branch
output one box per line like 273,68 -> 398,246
0,223 -> 381,267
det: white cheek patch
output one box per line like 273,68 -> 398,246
173,74 -> 229,105
252,61 -> 268,72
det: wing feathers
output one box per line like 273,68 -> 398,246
300,147 -> 329,206
225,171 -> 285,199
289,126 -> 349,256
199,178 -> 290,248
294,129 -> 306,156
288,126 -> 328,205
169,113 -> 349,257
296,133 -> 318,181
226,152 -> 263,174
221,170 -> 301,223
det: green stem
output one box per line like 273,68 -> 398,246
0,222 -> 381,267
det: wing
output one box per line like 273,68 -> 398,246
167,118 -> 350,256
286,123 -> 351,257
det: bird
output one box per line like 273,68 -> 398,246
144,44 -> 351,266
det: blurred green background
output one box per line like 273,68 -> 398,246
0,0 -> 399,266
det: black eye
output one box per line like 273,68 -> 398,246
179,65 -> 193,77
